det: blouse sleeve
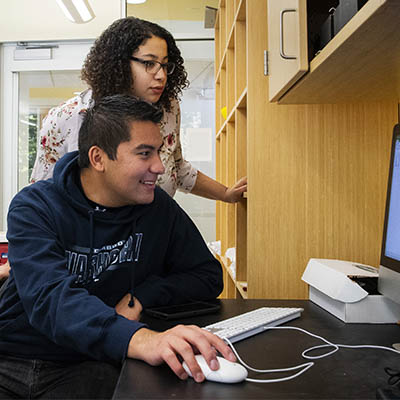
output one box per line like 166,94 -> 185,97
30,96 -> 84,183
172,102 -> 198,193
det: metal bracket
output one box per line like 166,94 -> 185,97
264,50 -> 269,76
17,41 -> 59,50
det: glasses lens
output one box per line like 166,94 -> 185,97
146,62 -> 160,74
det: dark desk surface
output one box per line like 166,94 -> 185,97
113,299 -> 400,400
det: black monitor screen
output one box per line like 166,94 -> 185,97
381,124 -> 400,272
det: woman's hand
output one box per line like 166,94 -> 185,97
191,172 -> 247,203
223,176 -> 247,203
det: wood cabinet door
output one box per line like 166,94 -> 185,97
267,0 -> 308,101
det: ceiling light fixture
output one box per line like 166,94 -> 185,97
56,0 -> 95,24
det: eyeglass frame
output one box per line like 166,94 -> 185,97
130,56 -> 175,75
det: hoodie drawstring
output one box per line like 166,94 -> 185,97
88,210 -> 95,282
128,220 -> 138,308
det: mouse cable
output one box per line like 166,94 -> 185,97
224,337 -> 314,383
260,326 -> 400,359
224,326 -> 400,384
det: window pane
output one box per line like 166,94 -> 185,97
18,71 -> 85,190
174,41 -> 216,243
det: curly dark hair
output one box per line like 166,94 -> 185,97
81,17 -> 189,112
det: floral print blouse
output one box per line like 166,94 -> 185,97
30,90 -> 198,197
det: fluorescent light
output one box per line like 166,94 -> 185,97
72,0 -> 93,22
56,0 -> 95,24
56,0 -> 75,22
127,0 -> 147,4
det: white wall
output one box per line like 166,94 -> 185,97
0,0 -> 124,42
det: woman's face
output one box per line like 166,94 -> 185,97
130,36 -> 169,104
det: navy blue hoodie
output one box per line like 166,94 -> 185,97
0,151 -> 223,363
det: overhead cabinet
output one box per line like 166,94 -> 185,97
267,0 -> 308,102
268,0 -> 400,104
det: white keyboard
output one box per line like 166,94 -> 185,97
203,307 -> 303,343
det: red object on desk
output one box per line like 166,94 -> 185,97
0,243 -> 8,265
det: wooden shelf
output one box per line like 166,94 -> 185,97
279,0 -> 400,104
236,281 -> 248,299
218,255 -> 248,299
216,89 -> 247,139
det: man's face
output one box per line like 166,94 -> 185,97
102,120 -> 165,207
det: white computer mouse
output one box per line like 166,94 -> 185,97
182,354 -> 248,383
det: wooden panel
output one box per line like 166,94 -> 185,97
227,121 -> 236,250
280,0 -> 400,104
226,0 -> 236,40
267,0 -> 308,101
215,138 -> 221,244
220,62 -> 227,115
235,18 -> 246,101
246,0 -> 270,298
227,33 -> 235,114
215,79 -> 221,131
304,102 -> 397,265
220,132 -> 228,256
235,107 -> 247,283
248,101 -> 397,299
220,2 -> 226,56
214,9 -> 221,70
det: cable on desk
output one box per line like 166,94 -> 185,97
225,337 -> 314,383
224,326 -> 400,384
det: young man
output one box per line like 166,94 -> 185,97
0,95 -> 234,399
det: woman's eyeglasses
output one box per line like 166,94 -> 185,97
130,57 -> 175,75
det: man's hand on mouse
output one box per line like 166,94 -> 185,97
127,325 -> 236,382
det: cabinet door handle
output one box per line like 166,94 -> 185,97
279,8 -> 297,60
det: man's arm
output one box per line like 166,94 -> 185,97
7,199 -> 143,363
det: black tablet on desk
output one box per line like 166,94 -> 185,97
145,301 -> 221,320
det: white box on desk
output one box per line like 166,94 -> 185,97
302,258 -> 400,323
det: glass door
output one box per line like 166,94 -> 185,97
1,41 -> 93,230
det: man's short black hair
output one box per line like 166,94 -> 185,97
78,94 -> 163,168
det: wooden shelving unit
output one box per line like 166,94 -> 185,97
215,0 -> 399,301
215,0 -> 248,299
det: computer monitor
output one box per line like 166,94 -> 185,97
378,124 -> 400,305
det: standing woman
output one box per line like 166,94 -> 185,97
30,17 -> 247,201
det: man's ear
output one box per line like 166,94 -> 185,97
88,146 -> 106,172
